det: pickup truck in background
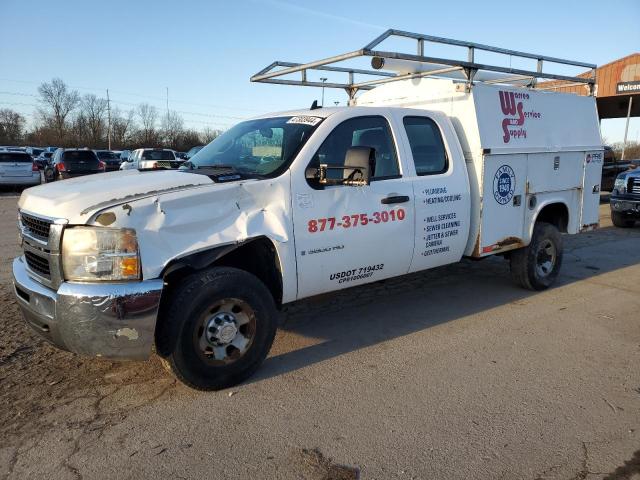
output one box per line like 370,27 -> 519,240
601,146 -> 634,192
11,31 -> 604,390
610,166 -> 640,227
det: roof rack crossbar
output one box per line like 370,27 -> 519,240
250,29 -> 597,100
364,29 -> 597,69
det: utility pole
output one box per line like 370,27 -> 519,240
621,96 -> 633,160
320,77 -> 327,107
106,89 -> 111,150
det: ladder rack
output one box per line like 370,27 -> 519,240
250,29 -> 596,100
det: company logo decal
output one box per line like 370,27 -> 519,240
586,152 -> 603,165
493,165 -> 516,205
498,91 -> 542,143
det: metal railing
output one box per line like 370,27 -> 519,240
251,29 -> 596,100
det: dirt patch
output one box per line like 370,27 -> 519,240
292,448 -> 360,480
0,281 -> 174,449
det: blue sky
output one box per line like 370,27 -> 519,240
0,0 -> 639,143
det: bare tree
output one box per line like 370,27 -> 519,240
137,103 -> 158,145
200,127 -> 222,144
161,110 -> 184,149
111,108 -> 135,149
37,78 -> 80,141
79,94 -> 108,146
0,108 -> 26,144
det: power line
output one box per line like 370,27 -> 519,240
0,77 -> 267,113
0,90 -> 248,121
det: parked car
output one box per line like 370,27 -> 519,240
0,151 -> 41,187
601,146 -> 633,192
119,150 -> 131,162
175,151 -> 187,160
94,150 -> 122,171
120,148 -> 183,170
185,145 -> 204,160
49,148 -> 105,180
26,147 -> 45,159
34,151 -> 54,170
610,165 -> 640,227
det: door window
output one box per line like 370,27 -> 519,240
308,116 -> 400,185
403,117 -> 448,176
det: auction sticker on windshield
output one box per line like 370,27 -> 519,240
287,116 -> 323,126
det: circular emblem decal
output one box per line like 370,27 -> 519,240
493,165 -> 516,205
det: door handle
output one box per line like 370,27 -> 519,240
381,195 -> 410,204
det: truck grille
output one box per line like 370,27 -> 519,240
629,177 -> 640,194
24,250 -> 51,278
20,212 -> 52,241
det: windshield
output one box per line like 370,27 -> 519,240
189,116 -> 321,176
142,150 -> 175,160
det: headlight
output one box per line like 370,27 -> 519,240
62,227 -> 141,281
614,177 -> 626,194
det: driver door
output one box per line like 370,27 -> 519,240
292,115 -> 415,299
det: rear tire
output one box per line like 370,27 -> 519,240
510,222 -> 563,291
157,267 -> 277,391
611,211 -> 635,228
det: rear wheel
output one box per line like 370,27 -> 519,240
611,211 -> 635,228
510,222 -> 563,291
157,267 -> 277,391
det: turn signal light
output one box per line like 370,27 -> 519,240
56,162 -> 66,171
120,257 -> 139,277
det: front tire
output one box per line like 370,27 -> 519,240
157,267 -> 277,391
611,211 -> 635,228
510,222 -> 563,291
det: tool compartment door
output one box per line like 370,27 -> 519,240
479,154 -> 528,255
580,150 -> 604,230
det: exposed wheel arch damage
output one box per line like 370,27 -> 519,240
155,237 -> 284,357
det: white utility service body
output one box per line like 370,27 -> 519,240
356,78 -> 603,257
12,30 -> 603,390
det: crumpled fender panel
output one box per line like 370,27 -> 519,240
87,174 -> 298,303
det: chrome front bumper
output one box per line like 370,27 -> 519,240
12,256 -> 163,360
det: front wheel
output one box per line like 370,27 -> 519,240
157,267 -> 278,391
611,211 -> 636,228
510,222 -> 563,291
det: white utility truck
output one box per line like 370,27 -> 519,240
12,30 -> 603,390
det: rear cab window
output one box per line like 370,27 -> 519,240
402,116 -> 448,176
142,150 -> 175,160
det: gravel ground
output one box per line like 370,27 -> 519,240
0,194 -> 638,480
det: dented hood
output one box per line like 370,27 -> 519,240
18,169 -> 213,223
